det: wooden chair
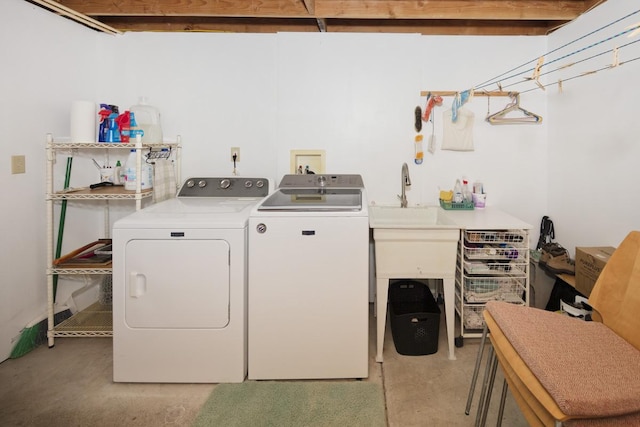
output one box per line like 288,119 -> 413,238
478,230 -> 640,426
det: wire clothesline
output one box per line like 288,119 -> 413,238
476,20 -> 640,92
518,55 -> 640,94
474,8 -> 640,90
499,37 -> 640,91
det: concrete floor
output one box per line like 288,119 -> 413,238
0,305 -> 527,427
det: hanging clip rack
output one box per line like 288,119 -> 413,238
146,146 -> 172,164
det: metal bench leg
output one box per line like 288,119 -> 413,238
466,323 -> 489,415
479,350 -> 499,427
496,378 -> 508,426
475,344 -> 496,427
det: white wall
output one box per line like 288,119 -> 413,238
547,0 -> 640,252
0,0 -> 107,359
1,0 -> 635,360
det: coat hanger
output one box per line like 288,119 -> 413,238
485,93 -> 542,125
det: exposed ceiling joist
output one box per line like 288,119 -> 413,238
29,0 -> 609,36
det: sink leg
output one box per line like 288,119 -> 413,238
444,277 -> 457,360
376,278 -> 388,363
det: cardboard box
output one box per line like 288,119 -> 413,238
575,246 -> 616,296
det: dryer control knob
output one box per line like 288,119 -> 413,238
256,223 -> 267,234
256,180 -> 264,188
186,180 -> 195,188
198,180 -> 207,188
220,179 -> 231,189
244,180 -> 253,188
317,176 -> 327,186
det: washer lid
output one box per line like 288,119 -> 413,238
257,188 -> 362,211
113,197 -> 259,229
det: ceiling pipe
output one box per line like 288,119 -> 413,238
316,18 -> 327,32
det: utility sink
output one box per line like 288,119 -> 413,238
369,205 -> 457,229
369,204 -> 461,362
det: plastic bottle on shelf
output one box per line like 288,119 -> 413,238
114,160 -> 123,185
124,149 -> 153,190
462,179 -> 472,203
143,161 -> 153,190
124,149 -> 138,190
129,97 -> 162,143
129,111 -> 144,143
453,179 -> 463,203
106,113 -> 121,143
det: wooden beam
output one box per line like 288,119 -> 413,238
302,0 -> 315,15
58,0 -> 588,20
44,0 -> 597,35
314,1 -> 587,20
326,19 -> 558,36
95,16 -> 562,35
98,16 -> 320,33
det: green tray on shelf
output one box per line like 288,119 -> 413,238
439,199 -> 475,210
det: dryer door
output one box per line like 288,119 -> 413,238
124,239 -> 230,329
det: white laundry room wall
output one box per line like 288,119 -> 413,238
546,0 -> 640,253
108,31 -> 547,232
0,0 -> 110,359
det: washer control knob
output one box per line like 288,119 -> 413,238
198,180 -> 207,188
256,180 -> 264,188
244,180 -> 253,188
317,176 -> 327,186
186,180 -> 195,188
220,179 -> 231,189
256,223 -> 267,234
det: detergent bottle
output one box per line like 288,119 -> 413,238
124,149 -> 138,190
129,97 -> 162,143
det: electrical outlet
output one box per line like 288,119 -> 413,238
11,155 -> 26,174
231,147 -> 240,162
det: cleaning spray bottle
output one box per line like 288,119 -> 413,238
462,178 -> 472,203
106,113 -> 121,143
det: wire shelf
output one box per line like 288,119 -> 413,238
465,230 -> 527,245
47,142 -> 180,150
463,243 -> 525,261
52,302 -> 112,336
48,187 -> 153,200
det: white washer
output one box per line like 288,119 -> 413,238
113,177 -> 269,383
248,174 -> 369,380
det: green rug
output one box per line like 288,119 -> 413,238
192,381 -> 386,427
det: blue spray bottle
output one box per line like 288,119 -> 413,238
106,113 -> 121,143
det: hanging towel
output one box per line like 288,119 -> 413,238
451,89 -> 472,122
442,108 -> 475,151
152,159 -> 177,203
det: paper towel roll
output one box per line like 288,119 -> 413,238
70,100 -> 96,143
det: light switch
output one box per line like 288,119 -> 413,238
11,155 -> 26,174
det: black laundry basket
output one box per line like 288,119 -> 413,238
389,280 -> 441,356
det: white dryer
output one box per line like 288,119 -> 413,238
113,177 -> 269,383
248,174 -> 369,380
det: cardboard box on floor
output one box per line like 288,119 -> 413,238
575,246 -> 616,297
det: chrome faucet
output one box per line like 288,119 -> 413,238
398,162 -> 411,208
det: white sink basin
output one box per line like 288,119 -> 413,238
369,205 -> 457,228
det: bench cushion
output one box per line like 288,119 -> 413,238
486,301 -> 640,418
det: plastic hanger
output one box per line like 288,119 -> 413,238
486,93 -> 542,125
